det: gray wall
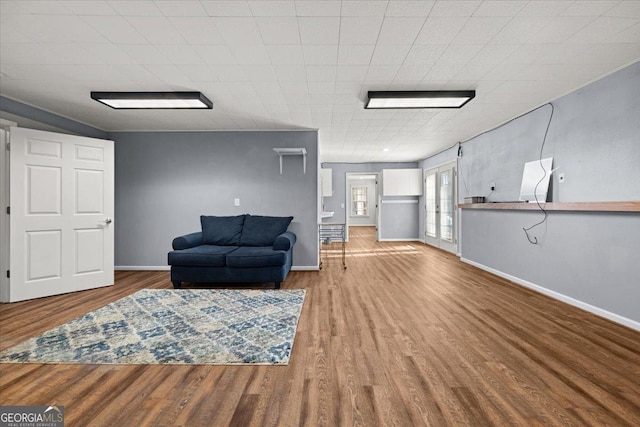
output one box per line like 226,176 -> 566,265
321,162 -> 419,240
112,131 -> 319,268
455,61 -> 640,324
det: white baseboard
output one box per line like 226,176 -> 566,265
115,265 -> 320,272
460,258 -> 640,332
291,266 -> 320,271
115,266 -> 170,271
378,238 -> 423,242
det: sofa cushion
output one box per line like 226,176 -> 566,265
200,215 -> 245,245
226,247 -> 288,268
168,245 -> 239,267
239,215 -> 293,246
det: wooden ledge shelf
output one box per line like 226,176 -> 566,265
459,201 -> 640,213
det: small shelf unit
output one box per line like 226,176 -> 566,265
273,147 -> 307,175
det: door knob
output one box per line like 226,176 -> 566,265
101,218 -> 112,224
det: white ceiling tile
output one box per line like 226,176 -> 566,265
472,44 -> 519,66
561,1 -> 618,17
605,1 -> 640,19
365,65 -> 399,81
377,17 -> 426,45
491,16 -> 549,44
517,1 -> 571,17
211,65 -> 248,81
605,22 -> 640,43
107,1 -> 162,16
275,65 -> 308,81
299,17 -> 340,45
193,45 -> 238,64
334,81 -> 363,94
295,1 -> 341,16
308,81 -> 335,94
305,65 -> 337,81
339,17 -> 384,45
214,17 -> 263,45
242,65 -> 278,81
501,44 -> 551,65
126,16 -> 186,44
0,1 -> 28,14
473,1 -> 526,17
341,1 -> 389,17
415,17 -> 468,44
429,1 -> 481,17
336,66 -> 369,81
0,14 -> 38,43
17,15 -> 109,43
201,1 -> 252,16
303,45 -> 338,64
403,44 -> 447,65
60,1 -> 118,16
256,17 -> 300,44
11,0 -> 74,14
83,15 -> 148,44
155,1 -> 208,17
231,45 -> 272,64
266,44 -> 305,64
437,44 -> 484,64
393,64 -> 430,80
337,45 -> 375,65
67,43 -> 135,65
370,44 -> 411,65
386,1 -> 435,17
526,17 -> 593,44
451,17 -> 510,44
567,17 -> 638,44
118,44 -> 171,64
142,64 -> 191,84
253,81 -> 284,94
169,17 -> 226,45
155,44 -> 204,64
177,64 -> 219,81
248,1 -> 296,16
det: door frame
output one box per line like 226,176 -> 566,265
345,172 -> 379,242
0,123 -> 13,302
423,160 -> 459,254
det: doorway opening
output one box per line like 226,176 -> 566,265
424,161 -> 458,254
345,173 -> 379,244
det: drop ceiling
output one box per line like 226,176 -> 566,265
1,0 -> 639,162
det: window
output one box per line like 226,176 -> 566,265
351,187 -> 368,216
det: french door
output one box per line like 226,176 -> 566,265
424,161 -> 457,254
5,127 -> 114,302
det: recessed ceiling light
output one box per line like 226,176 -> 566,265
366,90 -> 475,109
90,91 -> 213,109
382,148 -> 390,152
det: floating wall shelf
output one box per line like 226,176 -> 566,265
273,148 -> 307,175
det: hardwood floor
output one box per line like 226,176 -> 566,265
1,226 -> 639,426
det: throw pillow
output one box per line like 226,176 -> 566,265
200,215 -> 246,245
240,215 -> 293,246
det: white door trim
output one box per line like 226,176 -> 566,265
345,172 -> 379,242
0,128 -> 10,302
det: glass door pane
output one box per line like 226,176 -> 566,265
439,169 -> 453,242
425,172 -> 437,237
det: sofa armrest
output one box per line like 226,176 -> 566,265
172,232 -> 204,250
273,231 -> 296,251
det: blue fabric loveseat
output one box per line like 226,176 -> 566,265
168,214 -> 296,289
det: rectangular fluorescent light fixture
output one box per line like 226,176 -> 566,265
366,90 -> 475,109
90,91 -> 213,109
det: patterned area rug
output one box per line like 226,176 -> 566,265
0,289 -> 305,365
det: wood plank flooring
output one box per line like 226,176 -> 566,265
1,226 -> 639,426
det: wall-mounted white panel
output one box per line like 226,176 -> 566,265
321,168 -> 332,197
75,144 -> 104,162
76,169 -> 104,214
382,169 -> 423,196
26,138 -> 61,158
26,230 -> 61,281
27,165 -> 61,214
76,229 -> 104,274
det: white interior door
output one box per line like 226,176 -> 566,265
8,127 -> 114,302
424,162 -> 457,254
